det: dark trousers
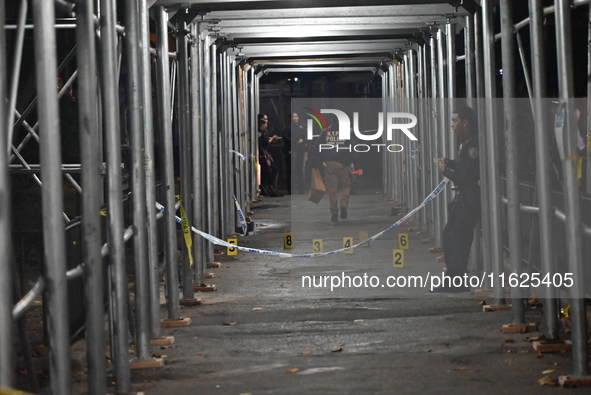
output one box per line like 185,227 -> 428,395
442,202 -> 479,278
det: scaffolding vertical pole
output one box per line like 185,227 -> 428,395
32,1 -> 72,393
465,13 -> 481,276
156,6 -> 180,320
437,28 -> 448,243
588,3 -> 591,196
554,0 -> 589,377
99,0 -> 131,391
410,50 -> 418,215
231,59 -> 243,217
0,0 -> 14,388
191,22 -> 206,290
253,67 -> 259,198
220,53 -> 231,236
237,63 -> 246,207
482,0 -> 505,304
446,22 -> 456,158
139,0 -> 161,340
417,45 -> 427,230
465,16 -> 475,106
422,42 -> 432,231
176,14 -> 195,301
500,0 -> 525,324
529,0 -> 559,340
474,9 -> 490,280
430,33 -> 442,246
385,63 -> 393,199
218,53 -> 227,236
389,62 -> 396,199
232,59 -> 240,230
403,52 -> 413,212
76,0 -> 106,393
424,42 -> 432,233
211,41 -> 221,239
242,66 -> 251,202
251,67 -> 258,197
203,34 -> 216,267
398,61 -> 406,205
125,0 -> 152,361
222,54 -> 230,235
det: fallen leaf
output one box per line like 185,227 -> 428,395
252,307 -> 264,311
525,335 -> 543,342
518,349 -> 529,354
300,351 -> 312,355
538,376 -> 558,386
354,319 -> 365,322
479,300 -> 486,305
453,367 -> 468,371
504,339 -> 516,343
542,369 -> 556,374
536,352 -> 544,358
223,322 -> 238,326
331,347 -> 343,352
285,368 -> 300,374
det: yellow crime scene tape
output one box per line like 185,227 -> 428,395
176,195 -> 194,267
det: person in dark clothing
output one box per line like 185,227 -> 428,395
283,112 -> 307,194
258,115 -> 282,197
435,106 -> 480,292
309,122 -> 356,222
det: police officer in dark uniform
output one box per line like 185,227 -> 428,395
435,106 -> 480,292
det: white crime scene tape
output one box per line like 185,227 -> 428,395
233,195 -> 248,236
156,178 -> 449,258
229,149 -> 247,161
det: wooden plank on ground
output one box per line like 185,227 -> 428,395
150,336 -> 175,346
161,317 -> 191,328
533,340 -> 572,353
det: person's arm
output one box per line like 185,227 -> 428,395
441,151 -> 479,187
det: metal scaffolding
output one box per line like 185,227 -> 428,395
1,0 -> 590,393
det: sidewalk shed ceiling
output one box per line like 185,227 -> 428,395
155,0 -> 477,73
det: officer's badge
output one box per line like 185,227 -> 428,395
468,147 -> 478,159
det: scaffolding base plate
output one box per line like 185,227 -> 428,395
473,289 -> 493,298
150,336 -> 175,346
502,323 -> 538,333
483,304 -> 511,312
161,317 -> 191,328
533,340 -> 572,353
559,375 -> 591,388
194,284 -> 217,292
130,358 -> 164,370
180,298 -> 202,306
206,262 -> 222,269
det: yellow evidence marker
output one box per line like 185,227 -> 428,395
398,233 -> 409,250
359,231 -> 369,247
343,237 -> 354,254
312,239 -> 323,253
227,238 -> 238,255
284,233 -> 293,249
393,249 -> 404,268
